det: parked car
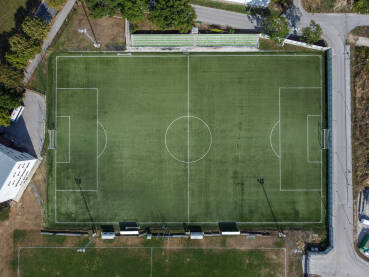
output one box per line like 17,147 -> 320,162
359,235 -> 369,253
360,218 -> 369,226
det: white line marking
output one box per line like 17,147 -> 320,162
55,116 -> 71,164
279,87 -> 323,199
96,89 -> 99,191
54,55 -> 325,225
97,121 -> 108,159
54,87 -> 99,222
307,115 -> 322,163
269,120 -> 280,159
164,116 -> 212,164
56,54 -> 322,58
17,247 -> 20,277
150,247 -> 153,277
279,88 -> 282,191
319,55 -> 324,223
56,190 -> 97,192
53,220 -> 323,224
187,55 -> 190,224
55,56 -> 58,223
284,248 -> 287,277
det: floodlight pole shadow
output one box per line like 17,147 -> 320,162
76,180 -> 97,236
257,178 -> 300,253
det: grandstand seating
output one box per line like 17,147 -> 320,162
131,34 -> 259,48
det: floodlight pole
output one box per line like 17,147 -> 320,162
79,1 -> 100,48
78,28 -> 100,48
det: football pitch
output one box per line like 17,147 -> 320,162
18,246 -> 286,277
47,52 -> 327,226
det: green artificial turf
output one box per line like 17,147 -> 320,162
19,248 -> 151,277
19,247 -> 284,277
47,52 -> 327,227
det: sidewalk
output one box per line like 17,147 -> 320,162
24,0 -> 77,83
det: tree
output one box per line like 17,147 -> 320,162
8,34 -> 40,53
149,0 -> 196,33
21,17 -> 50,42
0,87 -> 23,110
6,34 -> 41,69
5,53 -> 29,69
262,16 -> 289,44
0,64 -> 23,89
120,0 -> 147,22
0,86 -> 23,127
353,0 -> 369,14
0,107 -> 11,127
47,0 -> 66,9
84,0 -> 123,18
302,20 -> 322,45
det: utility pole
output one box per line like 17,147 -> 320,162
79,1 -> 100,48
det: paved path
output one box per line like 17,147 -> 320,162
2,91 -> 46,158
193,5 -> 258,29
195,3 -> 369,276
24,0 -> 77,83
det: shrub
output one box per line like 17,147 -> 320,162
21,17 -> 50,42
149,0 -> 196,33
302,20 -> 323,45
353,0 -> 369,13
262,16 -> 289,44
0,64 -> 23,89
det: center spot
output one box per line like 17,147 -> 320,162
165,116 -> 212,163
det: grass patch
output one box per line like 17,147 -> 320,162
258,38 -> 320,51
19,248 -> 151,276
13,230 -> 27,245
27,56 -> 48,94
19,247 -> 285,276
42,235 -> 66,245
0,0 -> 28,33
0,205 -> 10,222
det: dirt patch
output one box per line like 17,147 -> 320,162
52,2 -> 125,51
0,188 -> 43,276
351,45 -> 369,261
32,159 -> 47,203
351,26 -> 369,38
302,0 -> 352,12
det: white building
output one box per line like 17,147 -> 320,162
0,143 -> 37,203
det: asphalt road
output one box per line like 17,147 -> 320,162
24,0 -> 77,83
194,2 -> 369,276
193,5 -> 258,29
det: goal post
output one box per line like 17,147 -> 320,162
48,130 -> 56,150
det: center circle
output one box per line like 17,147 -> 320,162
165,116 -> 212,164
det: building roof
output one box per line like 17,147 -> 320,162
0,149 -> 16,190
